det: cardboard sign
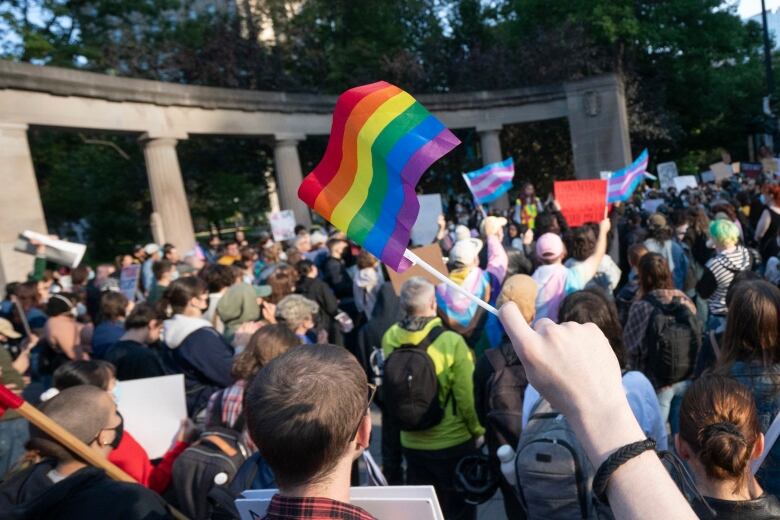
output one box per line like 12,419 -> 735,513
554,180 -> 607,227
119,264 -> 141,301
116,374 -> 187,459
710,162 -> 733,183
237,486 -> 444,520
673,176 -> 698,192
386,244 -> 448,295
657,162 -> 678,190
410,194 -> 443,246
762,158 -> 779,174
268,210 -> 297,242
742,162 -> 763,179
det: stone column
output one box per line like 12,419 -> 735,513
273,134 -> 311,227
139,134 -> 196,252
564,74 -> 632,179
477,125 -> 509,210
0,123 -> 48,288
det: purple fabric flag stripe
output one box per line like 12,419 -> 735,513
464,157 -> 514,180
607,150 -> 649,202
380,128 -> 461,270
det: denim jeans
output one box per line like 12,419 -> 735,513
0,417 -> 29,478
656,380 -> 690,435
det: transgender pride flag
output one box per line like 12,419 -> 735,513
606,149 -> 649,203
462,158 -> 515,204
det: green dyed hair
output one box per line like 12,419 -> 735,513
710,219 -> 740,247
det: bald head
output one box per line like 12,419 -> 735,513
28,385 -> 115,462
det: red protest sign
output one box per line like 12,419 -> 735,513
554,180 -> 607,227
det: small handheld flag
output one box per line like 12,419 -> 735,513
463,158 -> 515,204
299,81 -> 498,316
606,149 -> 649,203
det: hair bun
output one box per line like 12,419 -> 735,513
699,421 -> 750,479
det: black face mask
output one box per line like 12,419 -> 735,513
98,412 -> 124,450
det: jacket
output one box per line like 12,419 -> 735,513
216,283 -> 260,342
693,493 -> 780,520
382,317 -> 484,450
163,315 -> 234,416
108,431 -> 188,494
1,461 -> 171,519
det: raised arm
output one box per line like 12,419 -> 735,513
499,303 -> 696,520
577,218 -> 611,283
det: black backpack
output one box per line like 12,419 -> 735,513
482,344 -> 527,456
170,391 -> 250,520
642,295 -> 701,388
383,326 -> 452,431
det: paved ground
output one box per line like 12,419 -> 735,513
368,407 -> 507,520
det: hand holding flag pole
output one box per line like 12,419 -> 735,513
298,81 -> 499,317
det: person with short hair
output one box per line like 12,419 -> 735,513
383,277 -> 484,520
102,302 -> 166,381
696,219 -> 753,332
91,291 -> 131,358
677,375 -> 780,518
244,344 -> 376,520
352,251 -> 383,320
0,386 -> 173,518
532,216 -> 611,322
295,259 -> 340,343
643,213 -> 689,291
615,243 -> 649,325
275,294 -> 321,344
564,225 -> 622,294
199,264 -> 234,331
147,259 -> 176,305
218,242 -> 241,266
141,243 -> 161,296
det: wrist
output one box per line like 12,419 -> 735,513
570,399 -> 646,469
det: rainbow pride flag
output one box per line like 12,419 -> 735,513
607,149 -> 649,203
298,81 -> 460,272
463,158 -> 514,204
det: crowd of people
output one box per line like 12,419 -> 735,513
2,170 -> 780,519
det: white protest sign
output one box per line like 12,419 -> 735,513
237,486 -> 444,520
116,374 -> 187,459
14,230 -> 87,268
599,171 -> 612,180
642,199 -> 664,213
410,194 -> 443,246
709,162 -> 733,183
657,162 -> 678,190
268,210 -> 297,242
119,264 -> 141,301
673,175 -> 698,192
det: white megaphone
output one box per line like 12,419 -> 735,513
14,230 -> 87,268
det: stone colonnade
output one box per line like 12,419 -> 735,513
0,62 -> 631,286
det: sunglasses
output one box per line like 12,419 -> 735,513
350,383 -> 377,441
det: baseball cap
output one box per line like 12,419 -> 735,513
144,243 -> 160,255
496,275 -> 538,323
648,213 -> 668,229
0,318 -> 21,339
449,238 -> 483,266
535,233 -> 564,260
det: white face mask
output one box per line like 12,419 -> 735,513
111,384 -> 121,404
76,303 -> 87,317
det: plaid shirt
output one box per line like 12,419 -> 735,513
205,380 -> 256,452
263,495 -> 376,520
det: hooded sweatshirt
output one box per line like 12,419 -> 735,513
163,315 -> 234,416
0,462 -> 171,520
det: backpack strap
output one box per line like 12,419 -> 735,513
752,411 -> 780,474
201,434 -> 238,458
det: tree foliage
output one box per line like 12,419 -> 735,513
0,0 -> 771,257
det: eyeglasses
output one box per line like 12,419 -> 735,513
350,383 -> 377,442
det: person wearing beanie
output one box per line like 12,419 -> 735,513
531,215 -> 611,322
435,216 -> 508,347
473,275 -> 536,519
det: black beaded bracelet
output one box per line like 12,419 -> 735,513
592,438 -> 657,504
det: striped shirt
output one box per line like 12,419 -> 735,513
705,246 -> 751,316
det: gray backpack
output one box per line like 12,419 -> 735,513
514,398 -> 603,519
